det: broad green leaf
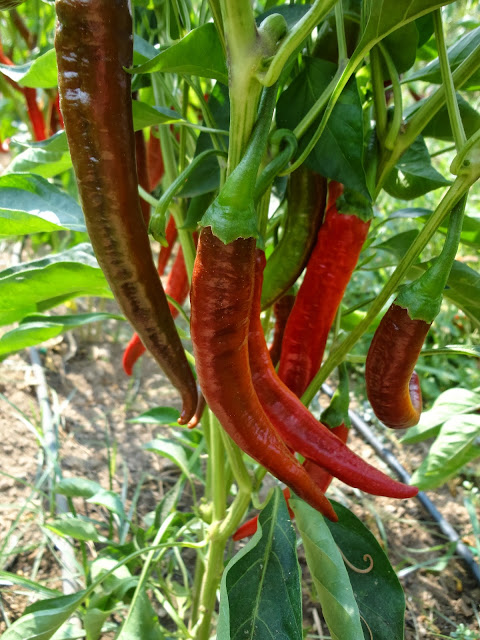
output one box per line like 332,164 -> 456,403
402,388 -> 480,444
0,49 -> 58,89
259,4 -> 311,30
45,515 -> 102,542
128,406 -> 180,425
217,489 -> 302,640
0,243 -> 111,326
56,477 -> 103,499
4,146 -> 72,178
406,26 -> 480,90
323,501 -> 407,640
382,22 -> 418,75
132,23 -> 228,84
292,497 -> 363,640
357,0 -> 457,57
0,313 -> 123,357
0,570 -> 60,598
117,590 -> 164,640
133,102 -> 183,130
383,136 -> 450,200
87,489 -> 126,519
0,173 -> 85,237
1,591 -> 86,640
133,34 -> 160,65
276,57 -> 370,198
144,438 -> 192,481
25,131 -> 69,152
84,606 -> 114,640
410,93 -> 480,141
375,229 -> 419,262
410,415 -> 480,490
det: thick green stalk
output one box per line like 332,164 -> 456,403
379,42 -> 402,151
370,46 -> 388,142
335,1 -> 347,64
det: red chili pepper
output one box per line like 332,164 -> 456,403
268,292 -> 295,367
147,128 -> 165,190
303,423 -> 350,492
56,0 -> 197,423
249,250 -> 417,499
365,303 -> 430,429
191,227 -> 337,521
122,240 -> 191,376
278,181 -> 371,397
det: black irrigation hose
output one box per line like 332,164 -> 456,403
321,383 -> 480,587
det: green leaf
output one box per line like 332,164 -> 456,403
357,0 -> 457,56
291,497 -> 363,640
117,590 -> 164,640
217,488 -> 302,640
87,489 -> 126,519
25,131 -> 69,153
375,229 -> 420,262
56,477 -> 103,499
144,438 -> 192,481
84,606 -> 113,640
401,388 -> 480,444
127,406 -> 180,425
0,570 -> 60,598
0,313 -> 123,357
0,49 -> 58,89
411,93 -> 480,141
276,58 -> 370,198
383,136 -> 450,200
410,415 -> 480,490
406,26 -> 480,90
131,23 -> 227,84
132,101 -> 184,130
45,515 -> 102,542
4,147 -> 72,178
1,591 -> 86,640
0,173 -> 85,237
324,501 -> 407,640
382,22 -> 418,75
0,243 -> 111,326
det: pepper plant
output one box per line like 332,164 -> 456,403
0,1 -> 479,639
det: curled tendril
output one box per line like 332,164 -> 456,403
338,547 -> 374,574
360,614 -> 374,640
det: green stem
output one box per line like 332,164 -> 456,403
192,536 -> 227,640
208,0 -> 226,54
259,0 -> 338,87
432,9 -> 466,151
335,1 -> 347,64
210,413 -> 227,523
301,173 -> 476,406
370,46 -> 388,143
379,42 -> 403,151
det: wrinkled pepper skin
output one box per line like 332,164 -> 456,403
366,303 -> 430,429
191,227 -> 337,521
303,424 -> 350,493
268,293 -> 295,367
261,167 -> 327,310
122,242 -> 191,376
249,251 -> 417,499
55,0 -> 197,423
278,181 -> 371,397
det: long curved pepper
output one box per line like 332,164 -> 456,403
365,303 -> 430,429
249,251 -> 418,499
190,228 -> 337,520
55,0 -> 197,423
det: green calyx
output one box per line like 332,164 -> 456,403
395,194 -> 467,323
200,84 -> 277,244
336,187 -> 374,222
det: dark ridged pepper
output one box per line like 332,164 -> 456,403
55,0 -> 197,423
123,241 -> 191,376
278,181 -> 371,397
249,250 -> 417,499
191,228 -> 337,520
135,129 -> 150,224
268,291 -> 295,367
147,128 -> 165,191
261,166 -> 326,310
365,304 -> 428,429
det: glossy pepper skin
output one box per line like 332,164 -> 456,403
122,242 -> 191,376
278,181 -> 371,397
366,303 -> 430,429
268,293 -> 295,367
303,423 -> 350,492
191,227 -> 337,521
147,129 -> 165,190
261,166 -> 327,310
55,0 -> 197,423
249,250 -> 417,499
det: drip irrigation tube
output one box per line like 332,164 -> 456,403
321,383 -> 480,587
